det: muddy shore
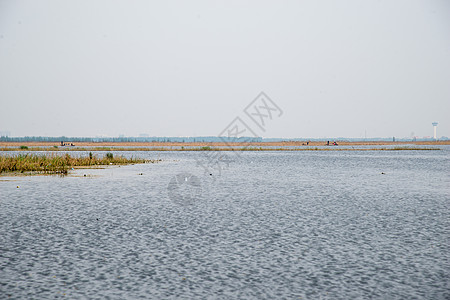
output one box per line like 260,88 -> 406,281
1,140 -> 449,148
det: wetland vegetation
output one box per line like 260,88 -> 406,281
0,146 -> 440,152
0,153 -> 158,175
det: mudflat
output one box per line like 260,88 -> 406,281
1,140 -> 449,147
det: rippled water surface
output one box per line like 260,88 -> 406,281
1,148 -> 449,299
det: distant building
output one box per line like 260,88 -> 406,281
432,122 -> 438,140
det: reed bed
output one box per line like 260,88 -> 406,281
0,146 -> 440,152
238,147 -> 440,151
0,153 -> 157,174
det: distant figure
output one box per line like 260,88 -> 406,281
333,141 -> 338,146
71,143 -> 74,146
307,141 -> 309,145
326,141 -> 330,146
60,141 -> 64,146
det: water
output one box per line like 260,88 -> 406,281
1,148 -> 449,299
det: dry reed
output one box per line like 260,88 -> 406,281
0,153 -> 157,174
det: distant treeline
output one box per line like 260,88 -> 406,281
0,136 -> 447,142
0,136 -> 263,143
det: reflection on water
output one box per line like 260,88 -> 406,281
1,148 -> 449,299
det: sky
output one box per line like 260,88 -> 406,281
0,0 -> 449,139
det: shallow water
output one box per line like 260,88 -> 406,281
1,148 -> 449,299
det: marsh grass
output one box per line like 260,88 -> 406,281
0,146 -> 440,152
0,153 -> 157,174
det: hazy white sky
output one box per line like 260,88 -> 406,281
0,0 -> 449,138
